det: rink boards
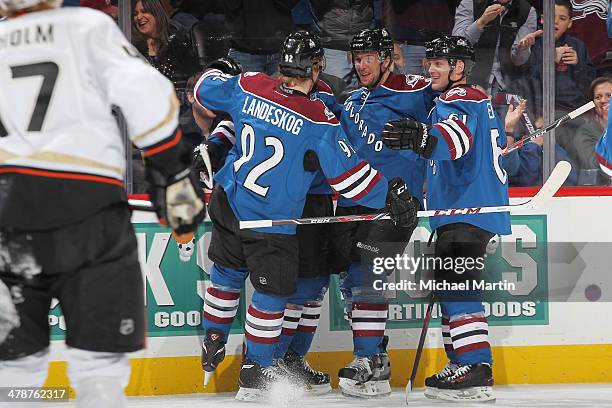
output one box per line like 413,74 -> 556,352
43,191 -> 612,395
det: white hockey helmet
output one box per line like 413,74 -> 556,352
0,0 -> 62,13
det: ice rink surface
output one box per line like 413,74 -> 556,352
50,384 -> 612,408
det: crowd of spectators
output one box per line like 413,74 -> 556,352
70,0 -> 611,188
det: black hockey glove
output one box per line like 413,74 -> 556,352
192,141 -> 225,189
385,177 -> 420,229
205,57 -> 242,76
381,118 -> 437,158
145,164 -> 207,235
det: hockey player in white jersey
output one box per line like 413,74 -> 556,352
0,2 -> 205,408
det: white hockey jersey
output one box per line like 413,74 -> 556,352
0,7 -> 179,229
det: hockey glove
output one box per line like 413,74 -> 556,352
146,165 -> 206,235
381,118 -> 437,158
385,177 -> 420,229
205,57 -> 242,76
192,141 -> 225,189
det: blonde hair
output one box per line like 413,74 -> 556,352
278,74 -> 311,88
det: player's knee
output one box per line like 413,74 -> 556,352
66,348 -> 130,399
0,348 -> 50,387
352,285 -> 387,303
442,301 -> 485,318
251,291 -> 288,313
210,264 -> 248,290
434,226 -> 491,282
288,277 -> 329,305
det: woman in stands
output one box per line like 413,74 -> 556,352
133,0 -> 200,90
132,0 -> 202,192
566,77 -> 612,183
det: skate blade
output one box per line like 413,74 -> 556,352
304,383 -> 332,395
235,386 -> 267,402
203,370 -> 213,386
338,378 -> 391,399
437,386 -> 496,403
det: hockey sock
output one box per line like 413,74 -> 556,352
449,311 -> 492,365
202,264 -> 248,341
202,286 -> 240,341
290,300 -> 322,356
274,303 -> 303,359
441,315 -> 457,363
351,302 -> 388,357
245,291 -> 287,366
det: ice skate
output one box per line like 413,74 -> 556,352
377,335 -> 391,383
436,363 -> 495,403
338,355 -> 391,398
201,328 -> 226,386
278,348 -> 331,395
235,358 -> 286,401
423,362 -> 459,399
177,237 -> 195,262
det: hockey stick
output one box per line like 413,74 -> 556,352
492,92 -> 536,134
128,199 -> 155,212
406,296 -> 435,401
502,101 -> 594,156
238,161 -> 571,229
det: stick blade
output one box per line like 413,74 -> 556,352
530,160 -> 571,209
568,101 -> 595,119
405,380 -> 412,405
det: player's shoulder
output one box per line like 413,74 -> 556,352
381,74 -> 432,93
440,85 -> 489,103
239,73 -> 339,126
344,87 -> 365,103
237,71 -> 273,86
289,96 -> 339,126
315,78 -> 334,95
307,99 -> 340,125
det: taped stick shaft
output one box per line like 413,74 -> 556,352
239,161 -> 571,229
503,101 -> 594,156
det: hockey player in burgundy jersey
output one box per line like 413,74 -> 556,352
314,28 -> 436,398
194,31 -> 419,401
193,60 -> 336,394
0,2 -> 205,407
383,36 -> 512,403
270,77 -> 336,395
